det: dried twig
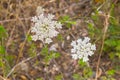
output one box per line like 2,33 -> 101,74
95,13 -> 110,80
0,75 -> 7,80
16,29 -> 30,63
7,53 -> 40,78
0,17 -> 31,24
6,57 -> 32,78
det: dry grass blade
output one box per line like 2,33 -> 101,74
16,29 -> 31,63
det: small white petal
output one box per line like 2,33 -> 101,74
77,39 -> 82,43
83,37 -> 90,43
31,35 -> 38,41
89,51 -> 94,56
31,16 -> 38,22
45,38 -> 52,44
71,41 -> 76,46
83,57 -> 89,62
86,43 -> 91,48
91,44 -> 96,50
71,48 -> 76,53
71,54 -> 78,60
78,54 -> 82,59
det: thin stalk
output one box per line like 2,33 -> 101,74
95,13 -> 110,80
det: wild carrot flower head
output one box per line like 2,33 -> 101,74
71,37 -> 96,62
31,7 -> 62,44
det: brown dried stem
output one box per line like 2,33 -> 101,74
95,13 -> 110,80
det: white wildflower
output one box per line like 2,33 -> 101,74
31,13 -> 62,44
71,37 -> 96,62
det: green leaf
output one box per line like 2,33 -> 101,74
0,45 -> 5,55
0,25 -> 7,39
88,23 -> 95,37
105,39 -> 117,47
116,53 -> 120,59
91,12 -> 99,21
28,43 -> 36,57
50,51 -> 61,59
83,67 -> 93,78
27,35 -> 32,42
115,45 -> 120,51
109,52 -> 115,60
55,74 -> 62,80
0,58 -> 3,67
5,55 -> 14,66
59,15 -> 76,28
41,45 -> 49,55
53,52 -> 60,58
108,24 -> 120,36
72,74 -> 82,80
57,34 -> 63,41
106,69 -> 115,76
78,59 -> 86,68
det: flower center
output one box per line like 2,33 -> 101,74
42,24 -> 49,31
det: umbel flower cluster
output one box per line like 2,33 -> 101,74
31,6 -> 96,62
31,7 -> 62,44
71,37 -> 96,62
